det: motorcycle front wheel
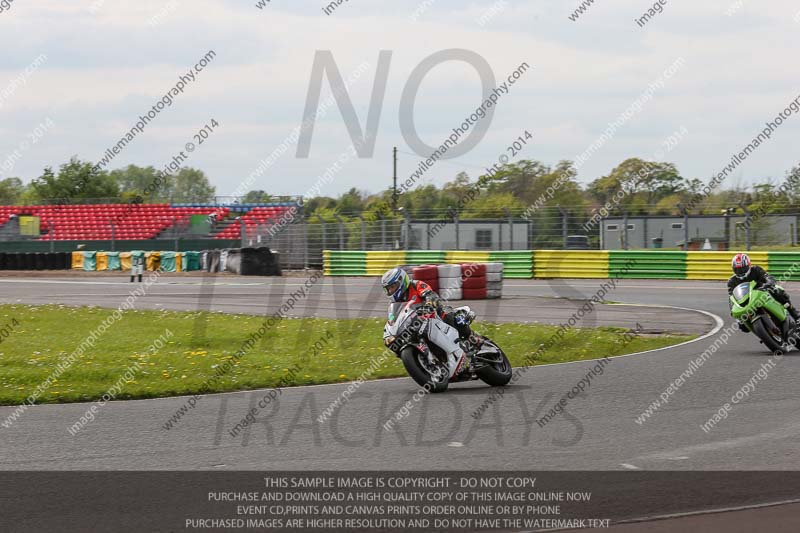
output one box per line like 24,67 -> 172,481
400,347 -> 449,393
474,339 -> 512,386
752,316 -> 784,354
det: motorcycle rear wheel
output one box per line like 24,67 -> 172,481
400,347 -> 449,393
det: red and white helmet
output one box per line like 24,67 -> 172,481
732,253 -> 751,279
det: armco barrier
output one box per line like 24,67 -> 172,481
323,250 -> 367,276
145,251 -> 161,271
445,251 -> 491,264
96,252 -> 109,271
365,251 -> 406,276
766,252 -> 800,281
534,250 -> 609,278
0,250 -> 277,273
609,251 -> 687,279
489,251 -> 533,278
107,252 -> 121,271
160,251 -> 178,272
322,250 -> 800,280
406,250 -> 446,264
685,251 -> 768,280
82,251 -> 97,271
324,250 -> 532,279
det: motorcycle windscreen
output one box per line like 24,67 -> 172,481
732,282 -> 750,304
387,302 -> 406,326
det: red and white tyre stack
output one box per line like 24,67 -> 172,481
411,264 -> 440,293
407,262 -> 503,301
437,263 -> 462,301
485,262 -> 504,299
461,262 -> 487,300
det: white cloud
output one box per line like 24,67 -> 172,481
0,0 -> 798,194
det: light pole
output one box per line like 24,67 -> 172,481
738,201 -> 752,251
722,207 -> 735,250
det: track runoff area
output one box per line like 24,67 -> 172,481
2,273 -> 800,531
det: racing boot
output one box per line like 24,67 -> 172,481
789,305 -> 800,321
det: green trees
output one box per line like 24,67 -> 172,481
0,178 -> 24,204
20,159 -> 216,204
1,155 -> 798,221
29,157 -> 119,203
171,168 -> 215,202
587,158 -> 685,213
110,165 -> 170,202
242,190 -> 273,203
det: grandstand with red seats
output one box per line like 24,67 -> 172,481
213,206 -> 295,240
0,202 -> 298,241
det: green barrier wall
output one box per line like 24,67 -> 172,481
489,251 -> 534,278
767,252 -> 800,281
533,251 -> 609,278
405,251 -> 446,264
323,250 -> 368,276
366,251 -> 407,276
323,250 -> 800,280
324,250 -> 534,278
685,251 -> 768,280
609,251 -> 687,279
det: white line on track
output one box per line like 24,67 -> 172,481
0,303 -> 723,411
0,279 -> 266,286
504,282 -> 727,290
611,498 -> 800,527
532,498 -> 800,532
0,279 -> 129,286
525,304 -> 724,372
631,419 -> 800,464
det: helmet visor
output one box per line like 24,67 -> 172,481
384,280 -> 401,297
733,265 -> 750,278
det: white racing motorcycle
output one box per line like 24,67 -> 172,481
383,301 -> 512,392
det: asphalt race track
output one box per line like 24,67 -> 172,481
2,273 -> 800,528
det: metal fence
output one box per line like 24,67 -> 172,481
600,213 -> 800,250
245,213 -> 579,269
4,205 -> 800,270
19,195 -> 304,206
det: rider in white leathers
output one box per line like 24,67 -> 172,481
381,267 -> 476,377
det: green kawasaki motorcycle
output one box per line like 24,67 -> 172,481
730,280 -> 797,353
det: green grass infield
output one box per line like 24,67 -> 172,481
0,304 -> 694,405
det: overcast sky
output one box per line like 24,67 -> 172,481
1,0 -> 799,199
